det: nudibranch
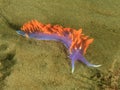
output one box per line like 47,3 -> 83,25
16,20 -> 101,73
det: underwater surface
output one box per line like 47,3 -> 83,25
0,0 -> 120,90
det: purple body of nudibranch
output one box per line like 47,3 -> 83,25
17,30 -> 101,73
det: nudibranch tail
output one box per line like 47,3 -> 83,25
17,20 -> 101,73
16,30 -> 26,36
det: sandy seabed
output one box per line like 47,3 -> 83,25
0,0 -> 120,90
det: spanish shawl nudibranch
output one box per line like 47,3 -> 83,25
16,20 -> 101,73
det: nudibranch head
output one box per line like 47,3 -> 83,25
17,20 -> 101,73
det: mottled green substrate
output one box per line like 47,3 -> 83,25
0,0 -> 120,90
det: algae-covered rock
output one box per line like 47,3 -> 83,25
0,0 -> 120,90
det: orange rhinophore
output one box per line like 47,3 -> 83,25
17,20 -> 101,73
